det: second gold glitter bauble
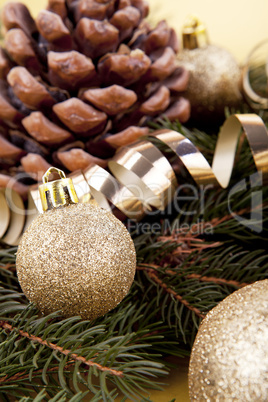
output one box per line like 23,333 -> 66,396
177,17 -> 242,126
16,168 -> 136,320
188,280 -> 268,401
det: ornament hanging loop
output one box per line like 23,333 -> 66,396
182,15 -> 209,49
43,167 -> 66,184
39,167 -> 78,212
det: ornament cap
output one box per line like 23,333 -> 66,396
39,167 -> 78,212
182,15 -> 209,49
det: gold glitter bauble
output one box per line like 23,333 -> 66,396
177,45 -> 242,125
188,280 -> 268,401
16,203 -> 136,320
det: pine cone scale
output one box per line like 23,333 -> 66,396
48,50 -> 96,89
36,10 -> 72,48
82,85 -> 137,115
2,2 -> 37,37
53,98 -> 108,134
75,18 -> 119,58
5,29 -> 38,73
0,82 -> 25,123
0,135 -> 25,159
7,67 -> 56,109
22,112 -> 74,146
98,49 -> 151,85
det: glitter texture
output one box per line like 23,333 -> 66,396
16,203 -> 136,320
188,280 -> 268,401
177,45 -> 242,120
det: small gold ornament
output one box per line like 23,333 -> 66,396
177,16 -> 242,126
188,280 -> 268,401
16,167 -> 136,320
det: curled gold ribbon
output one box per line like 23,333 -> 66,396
30,113 -> 268,222
0,188 -> 38,246
151,114 -> 268,188
31,114 -> 268,220
1,113 -> 268,244
242,38 -> 268,110
89,113 -> 268,220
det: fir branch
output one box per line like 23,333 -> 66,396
0,362 -> 75,384
0,288 -> 168,400
0,263 -> 16,273
134,231 -> 268,346
139,266 -> 205,319
185,274 -> 249,289
138,264 -> 250,289
0,321 -> 124,378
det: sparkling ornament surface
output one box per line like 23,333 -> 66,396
188,280 -> 268,401
177,45 -> 242,124
16,203 -> 136,319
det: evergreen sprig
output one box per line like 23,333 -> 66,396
0,286 -> 168,401
0,116 -> 268,401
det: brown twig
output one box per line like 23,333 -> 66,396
0,321 -> 124,378
159,205 -> 266,248
157,222 -> 222,267
186,274 -> 249,288
0,263 -> 16,272
138,264 -> 250,289
148,270 -> 205,319
137,265 -> 205,319
209,203 -> 267,228
137,262 -> 251,318
0,362 -> 75,384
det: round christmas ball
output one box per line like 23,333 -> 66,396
16,202 -> 136,320
188,280 -> 268,401
177,17 -> 242,127
177,45 -> 242,126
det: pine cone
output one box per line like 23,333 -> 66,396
0,0 -> 190,186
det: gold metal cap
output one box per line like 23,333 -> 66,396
39,167 -> 78,212
182,16 -> 209,50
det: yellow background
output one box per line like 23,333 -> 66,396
149,0 -> 268,62
1,0 -> 267,400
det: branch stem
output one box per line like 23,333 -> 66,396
0,321 -> 124,378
